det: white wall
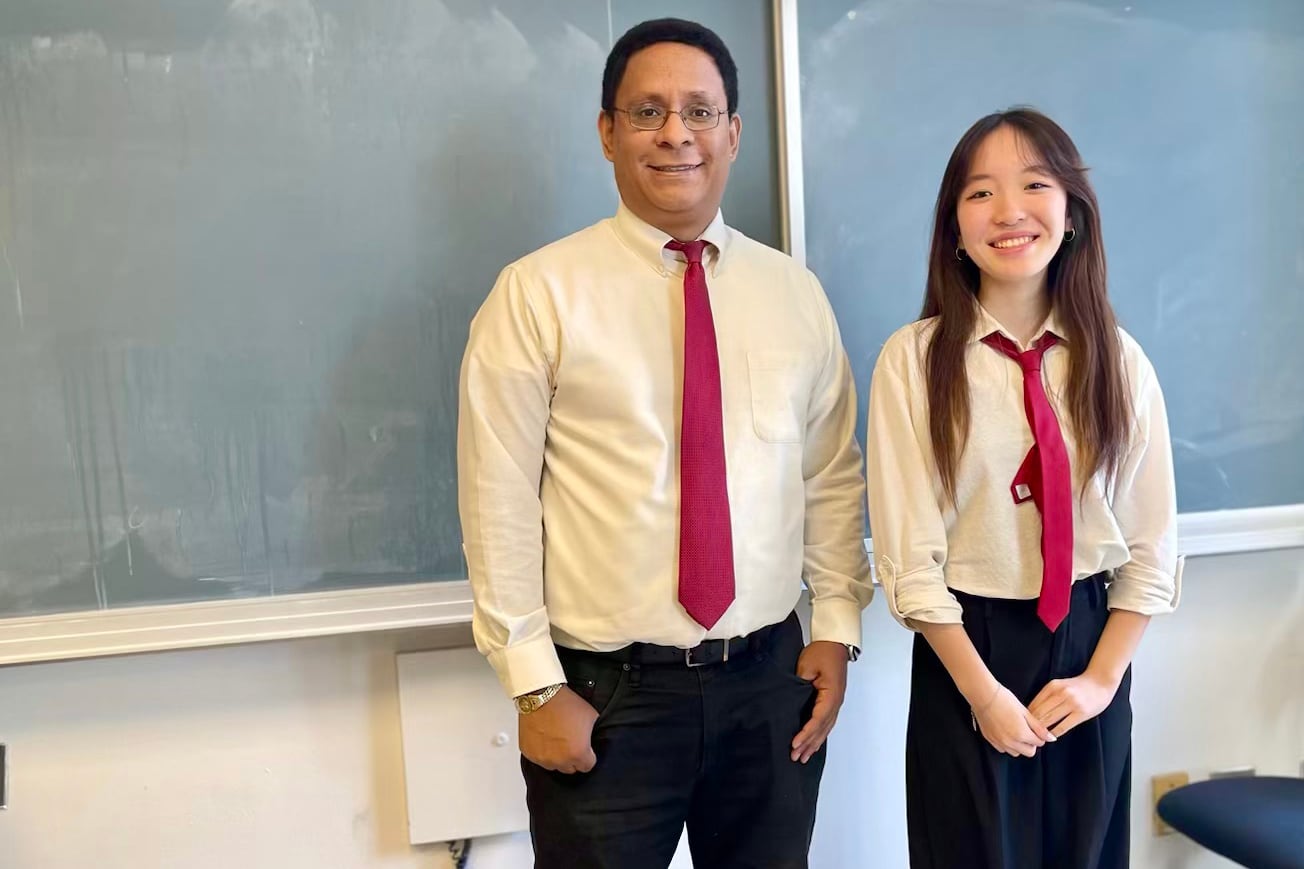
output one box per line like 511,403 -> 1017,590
0,626 -> 453,869
1,547 -> 1300,869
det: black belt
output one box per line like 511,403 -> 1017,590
577,614 -> 791,668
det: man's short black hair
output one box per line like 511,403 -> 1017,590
601,18 -> 739,116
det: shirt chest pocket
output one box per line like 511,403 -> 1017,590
747,352 -> 812,444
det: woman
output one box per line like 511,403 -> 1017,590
865,108 -> 1181,868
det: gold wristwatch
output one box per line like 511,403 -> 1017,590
514,683 -> 564,714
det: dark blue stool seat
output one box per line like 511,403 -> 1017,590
1157,777 -> 1304,869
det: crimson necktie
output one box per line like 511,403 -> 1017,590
666,240 -> 735,629
981,331 -> 1073,631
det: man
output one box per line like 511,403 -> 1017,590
457,18 -> 871,869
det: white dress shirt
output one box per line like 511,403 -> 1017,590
866,304 -> 1182,628
459,204 -> 873,697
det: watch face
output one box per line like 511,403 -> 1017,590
515,684 -> 559,714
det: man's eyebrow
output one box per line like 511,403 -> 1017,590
622,89 -> 720,105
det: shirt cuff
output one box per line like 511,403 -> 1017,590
877,556 -> 964,630
903,608 -> 966,630
1108,556 -> 1184,616
809,596 -> 865,648
486,635 -> 566,699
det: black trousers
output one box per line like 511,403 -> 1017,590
521,611 -> 824,869
907,573 -> 1132,869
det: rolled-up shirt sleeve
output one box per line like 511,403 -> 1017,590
1107,354 -> 1183,615
865,333 -> 963,629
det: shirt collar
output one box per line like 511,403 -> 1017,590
610,202 -> 733,277
969,300 -> 1066,352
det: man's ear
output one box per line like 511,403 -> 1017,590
598,110 -> 616,163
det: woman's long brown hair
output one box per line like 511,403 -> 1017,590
922,108 -> 1131,504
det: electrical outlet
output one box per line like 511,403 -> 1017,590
1151,771 -> 1189,835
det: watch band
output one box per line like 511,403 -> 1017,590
515,682 -> 564,714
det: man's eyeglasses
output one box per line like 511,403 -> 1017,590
613,103 -> 727,132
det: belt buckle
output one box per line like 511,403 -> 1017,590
685,639 -> 728,668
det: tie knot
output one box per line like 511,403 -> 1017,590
666,239 -> 708,265
981,331 -> 1059,373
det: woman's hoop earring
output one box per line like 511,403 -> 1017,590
955,246 -> 967,261
1063,228 -> 1077,243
